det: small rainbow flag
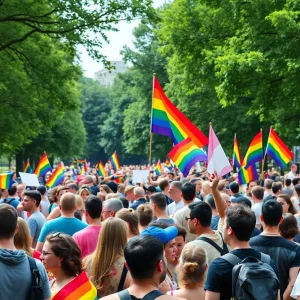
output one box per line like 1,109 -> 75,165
110,152 -> 120,171
114,174 -> 123,184
233,134 -> 242,169
77,159 -> 86,164
0,173 -> 13,189
80,166 -> 85,175
96,161 -> 106,177
238,164 -> 258,184
34,152 -> 52,177
46,163 -> 65,188
24,159 -> 33,173
243,131 -> 263,169
265,127 -> 293,169
151,77 -> 208,148
155,160 -> 162,175
168,138 -> 207,177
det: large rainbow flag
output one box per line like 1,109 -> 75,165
238,164 -> 258,185
0,173 -> 13,189
168,138 -> 207,177
243,131 -> 263,169
46,163 -> 65,188
265,127 -> 293,169
233,134 -> 242,169
110,152 -> 120,171
24,159 -> 33,173
96,161 -> 106,177
34,152 -> 52,177
151,77 -> 208,148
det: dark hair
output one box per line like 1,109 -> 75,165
37,185 -> 46,196
190,177 -> 201,184
251,186 -> 264,201
118,196 -> 129,208
262,200 -> 283,226
295,184 -> 300,197
137,204 -> 153,227
8,185 -> 17,196
182,183 -> 196,202
247,180 -> 259,187
150,192 -> 167,210
0,204 -> 18,239
23,190 -> 42,207
277,194 -> 297,215
272,182 -> 282,194
293,178 -> 300,187
230,182 -> 239,194
173,224 -> 187,242
85,195 -> 102,219
125,235 -> 164,280
189,202 -> 212,227
264,179 -> 273,189
205,194 -> 216,210
279,213 -> 299,239
225,205 -> 255,241
46,233 -> 83,276
284,178 -> 292,187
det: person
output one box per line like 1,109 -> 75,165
150,192 -> 175,225
84,218 -> 130,298
250,200 -> 300,299
279,213 -> 300,244
264,182 -> 282,202
173,182 -> 198,242
79,186 -> 91,202
100,184 -> 114,196
102,198 -> 124,220
116,208 -> 139,240
205,194 -> 220,230
136,204 -> 153,232
292,184 -> 300,213
190,177 -> 202,200
0,204 -> 51,299
201,181 -> 212,199
0,185 -> 20,208
67,183 -> 79,194
167,181 -> 183,217
245,180 -> 259,199
228,181 -> 242,201
124,185 -> 135,204
37,185 -> 50,218
171,224 -> 187,267
168,243 -> 207,300
277,194 -> 298,214
22,190 -> 46,248
101,235 -> 183,300
14,217 -> 42,259
36,193 -> 88,252
287,164 -> 298,180
251,186 -> 264,229
264,178 -> 273,199
73,195 -> 103,258
41,233 -> 97,299
282,178 -> 294,197
291,271 -> 300,299
118,196 -> 129,208
159,178 -> 173,205
84,175 -> 99,195
48,186 -> 68,213
130,187 -> 147,210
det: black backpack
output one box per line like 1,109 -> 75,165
118,289 -> 163,300
222,253 -> 280,300
26,256 -> 44,300
197,232 -> 229,256
2,198 -> 16,206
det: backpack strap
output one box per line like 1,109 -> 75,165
117,264 -> 128,292
28,256 -> 41,287
142,290 -> 164,300
118,289 -> 132,300
197,233 -> 229,255
221,253 -> 242,266
260,253 -> 271,264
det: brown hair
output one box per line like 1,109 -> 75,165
100,184 -> 113,194
173,224 -> 187,242
277,194 -> 298,214
217,180 -> 226,191
136,204 -> 153,227
279,213 -> 299,239
116,208 -> 139,236
14,217 -> 33,256
158,178 -> 169,191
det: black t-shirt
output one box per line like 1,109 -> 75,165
250,235 -> 300,298
204,248 -> 279,300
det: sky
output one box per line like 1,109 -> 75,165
79,0 -> 163,78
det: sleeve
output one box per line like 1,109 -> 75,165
204,260 -> 222,292
36,260 -> 52,299
291,247 -> 300,268
27,218 -> 37,238
37,223 -> 49,243
173,211 -> 182,226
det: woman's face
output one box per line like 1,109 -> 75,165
40,241 -> 61,274
175,236 -> 185,260
81,190 -> 89,201
99,187 -> 107,195
164,239 -> 177,263
277,197 -> 289,214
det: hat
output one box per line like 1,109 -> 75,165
144,185 -> 157,193
141,226 -> 178,244
231,196 -> 252,208
125,185 -> 135,194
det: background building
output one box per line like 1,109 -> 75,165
94,61 -> 127,86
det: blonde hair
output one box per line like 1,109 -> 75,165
202,181 -> 212,195
75,195 -> 84,211
105,193 -> 118,200
14,217 -> 32,256
177,243 -> 207,289
87,217 -> 127,291
116,208 -> 139,236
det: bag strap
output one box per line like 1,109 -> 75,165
28,256 -> 41,287
142,290 -> 164,300
197,236 -> 227,255
221,253 -> 242,266
118,289 -> 132,300
117,264 -> 128,292
260,253 -> 271,264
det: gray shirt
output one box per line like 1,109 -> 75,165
27,210 -> 46,248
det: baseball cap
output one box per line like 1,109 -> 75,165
144,185 -> 157,193
125,185 -> 135,194
140,226 -> 178,244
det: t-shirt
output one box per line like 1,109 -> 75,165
40,198 -> 50,217
204,248 -> 279,300
250,235 -> 300,298
252,202 -> 263,225
167,200 -> 184,217
38,217 -> 88,242
282,188 -> 294,197
0,197 -> 20,209
130,198 -> 147,210
210,215 -> 220,230
287,171 -> 297,180
154,218 -> 175,225
173,204 -> 197,242
291,271 -> 300,299
90,185 -> 99,196
49,202 -> 58,213
73,225 -> 101,258
27,210 -> 46,248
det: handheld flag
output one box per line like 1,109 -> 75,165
46,163 -> 65,188
34,152 -> 52,177
110,152 -> 120,171
24,160 -> 33,173
243,131 -> 263,169
207,125 -> 232,177
155,160 -> 162,175
151,77 -> 208,148
96,161 -> 106,177
80,166 -> 85,175
233,134 -> 242,169
0,173 -> 13,189
238,165 -> 258,184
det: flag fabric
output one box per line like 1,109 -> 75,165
46,163 -> 65,188
110,152 -> 120,171
80,166 -> 85,175
155,160 -> 162,175
52,271 -> 97,300
265,128 -> 294,169
207,125 -> 232,177
168,138 -> 207,177
233,134 -> 242,169
84,160 -> 89,173
23,160 -> 33,173
34,152 -> 52,177
151,77 -> 208,148
0,173 -> 13,189
238,164 -> 258,184
96,161 -> 106,177
114,174 -> 123,184
77,159 -> 86,164
243,131 -> 263,169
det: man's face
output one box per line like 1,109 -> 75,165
22,195 -> 36,212
126,190 -> 135,201
248,181 -> 258,192
187,215 -> 196,234
101,206 -> 113,220
168,185 -> 180,199
194,180 -> 202,192
292,165 -> 298,173
16,187 -> 25,199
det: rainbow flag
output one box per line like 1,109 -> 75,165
46,163 -> 65,188
34,152 -> 52,177
233,134 -> 242,169
0,173 -> 13,189
238,164 -> 258,184
80,166 -> 85,175
155,160 -> 162,175
168,138 -> 207,177
96,161 -> 106,177
151,77 -> 208,148
110,152 -> 120,171
52,271 -> 97,300
265,128 -> 293,169
77,159 -> 86,164
23,159 -> 33,173
243,131 -> 263,169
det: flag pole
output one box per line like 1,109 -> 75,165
260,127 -> 268,180
149,73 -> 156,163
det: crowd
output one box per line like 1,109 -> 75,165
0,162 -> 300,300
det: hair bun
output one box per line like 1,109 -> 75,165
183,262 -> 198,273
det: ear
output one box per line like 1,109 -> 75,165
157,259 -> 163,272
59,205 -> 62,210
111,211 -> 115,217
260,215 -> 264,223
227,226 -> 234,236
279,216 -> 284,224
125,262 -> 130,271
85,210 -> 89,217
14,224 -> 19,236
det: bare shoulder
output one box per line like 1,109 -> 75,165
101,293 -> 120,300
158,295 -> 186,300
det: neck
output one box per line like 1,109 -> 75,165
196,226 -> 215,237
61,211 -> 75,218
41,195 -> 47,200
173,197 -> 182,204
229,240 -> 251,250
88,218 -> 102,226
252,198 -> 263,204
0,239 -> 17,251
156,210 -> 169,219
138,225 -> 147,233
52,268 -> 72,284
28,207 -> 38,216
183,199 -> 194,206
129,279 -> 159,292
262,225 -> 280,235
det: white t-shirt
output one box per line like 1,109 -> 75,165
291,271 -> 300,299
167,200 -> 184,217
287,171 -> 297,180
252,202 -> 263,225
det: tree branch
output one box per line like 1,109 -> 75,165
0,29 -> 36,51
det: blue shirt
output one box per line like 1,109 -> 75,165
27,210 -> 46,247
38,217 -> 88,242
130,198 -> 147,210
0,197 -> 20,209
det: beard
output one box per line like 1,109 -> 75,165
159,257 -> 167,284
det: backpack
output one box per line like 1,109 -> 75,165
197,232 -> 229,256
2,198 -> 16,206
222,253 -> 280,300
26,256 -> 44,300
118,289 -> 163,300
